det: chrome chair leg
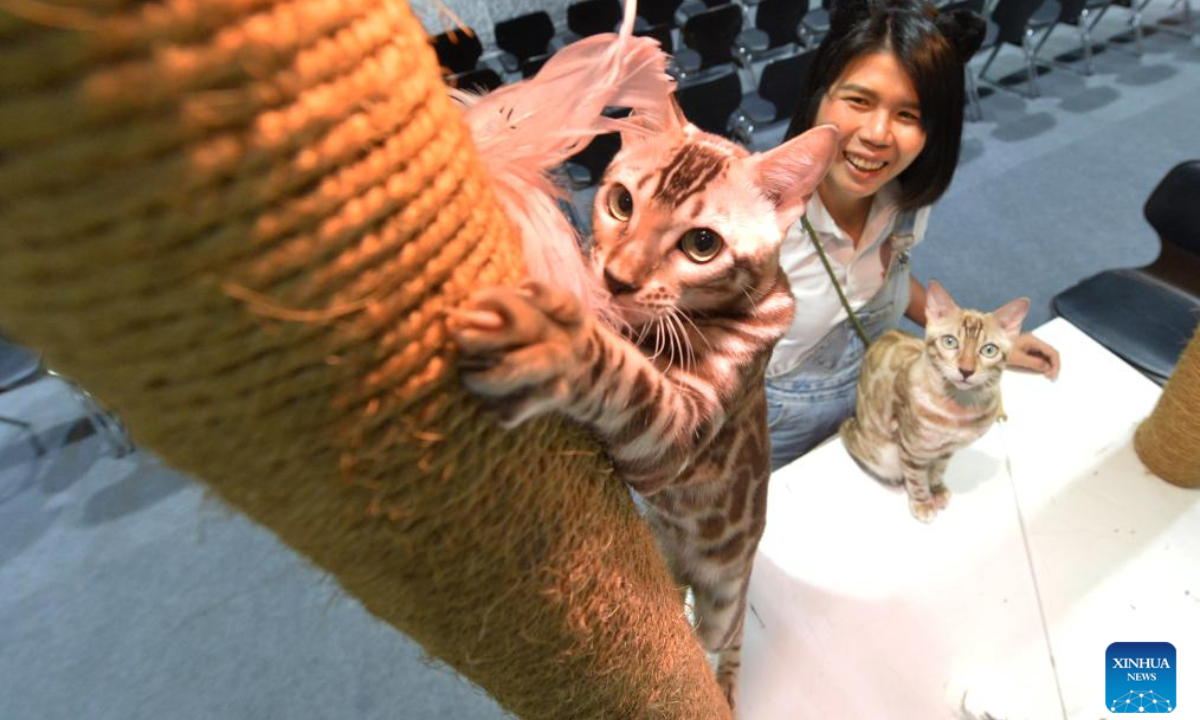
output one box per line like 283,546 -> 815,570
46,369 -> 135,458
0,415 -> 46,457
1022,31 -> 1042,96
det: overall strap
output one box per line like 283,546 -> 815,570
801,215 -> 871,346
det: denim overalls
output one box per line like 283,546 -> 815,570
765,209 -> 920,471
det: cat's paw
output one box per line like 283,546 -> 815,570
908,497 -> 938,524
931,486 -> 951,511
449,281 -> 584,428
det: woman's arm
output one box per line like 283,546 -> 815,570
904,276 -> 1060,379
905,275 -> 927,325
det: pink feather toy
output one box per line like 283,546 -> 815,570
449,0 -> 675,327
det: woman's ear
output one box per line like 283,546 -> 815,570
753,124 -> 839,231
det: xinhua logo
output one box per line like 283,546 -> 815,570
1107,642 -> 1176,713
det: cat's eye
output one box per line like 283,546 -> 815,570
679,228 -> 723,263
940,335 -> 959,350
980,343 -> 1000,358
606,183 -> 634,221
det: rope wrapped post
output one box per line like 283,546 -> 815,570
1135,324 -> 1200,488
0,0 -> 731,717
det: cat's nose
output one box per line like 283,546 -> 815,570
959,368 -> 975,380
604,269 -> 639,295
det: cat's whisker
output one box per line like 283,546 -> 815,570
664,316 -> 680,371
669,309 -> 696,371
677,310 -> 712,350
739,284 -> 760,315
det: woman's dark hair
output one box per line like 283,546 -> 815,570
785,0 -> 985,211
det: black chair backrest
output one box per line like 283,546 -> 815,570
676,67 -> 742,136
521,53 -> 553,78
639,0 -> 685,26
989,0 -> 1053,45
495,11 -> 556,62
568,132 -> 623,186
447,68 -> 503,94
1146,160 -> 1200,257
568,0 -> 623,36
682,4 -> 743,70
635,22 -> 676,54
431,29 -> 483,75
756,0 -> 808,49
758,48 -> 816,122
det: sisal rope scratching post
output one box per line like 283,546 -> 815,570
0,1 -> 731,718
1135,324 -> 1200,488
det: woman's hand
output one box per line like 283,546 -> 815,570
1009,333 -> 1061,380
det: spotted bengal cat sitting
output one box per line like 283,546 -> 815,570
841,281 -> 1030,524
451,104 -> 836,710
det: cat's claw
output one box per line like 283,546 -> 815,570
931,487 -> 951,511
909,498 -> 938,524
450,282 -> 584,427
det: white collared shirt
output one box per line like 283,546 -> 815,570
768,181 -> 930,376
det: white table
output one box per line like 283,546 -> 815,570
741,319 -> 1200,720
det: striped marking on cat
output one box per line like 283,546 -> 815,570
652,142 -> 729,207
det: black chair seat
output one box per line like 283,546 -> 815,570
1053,270 -> 1199,384
1051,161 -> 1200,385
0,337 -> 41,392
446,68 -> 502,94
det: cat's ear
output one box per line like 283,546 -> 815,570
753,124 -> 839,230
622,94 -> 689,149
991,297 -> 1031,339
924,280 -> 960,323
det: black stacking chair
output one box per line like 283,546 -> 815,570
676,65 -> 743,136
733,47 -> 816,149
431,29 -> 484,75
0,338 -> 45,466
675,4 -> 744,77
979,0 -> 1062,98
445,67 -> 503,93
1033,0 -> 1114,75
568,0 -> 624,37
940,0 -> 1000,121
734,0 -> 808,66
676,0 -> 735,27
521,54 -> 553,78
639,0 -> 686,27
801,0 -> 835,47
1052,161 -> 1200,384
494,11 -> 556,74
565,133 -> 622,189
636,22 -> 676,54
1111,0 -> 1195,54
0,335 -> 135,461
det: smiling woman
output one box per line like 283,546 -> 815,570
765,0 -> 1062,470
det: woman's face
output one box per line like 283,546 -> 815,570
814,50 -> 927,204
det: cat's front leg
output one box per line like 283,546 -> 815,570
901,457 -> 939,524
450,281 -> 587,428
929,455 -> 951,511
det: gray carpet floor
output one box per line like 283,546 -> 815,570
1,11 -> 1197,720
